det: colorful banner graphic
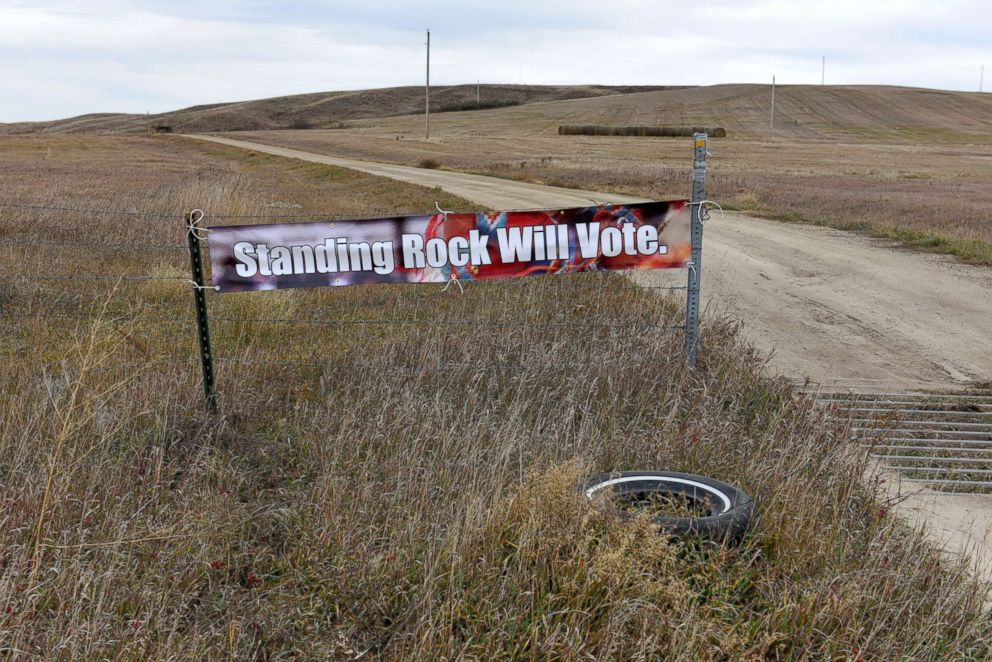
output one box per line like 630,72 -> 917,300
206,200 -> 689,292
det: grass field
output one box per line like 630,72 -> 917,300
2,134 -> 991,659
223,84 -> 992,265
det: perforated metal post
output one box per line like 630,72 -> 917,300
186,210 -> 218,413
684,133 -> 708,366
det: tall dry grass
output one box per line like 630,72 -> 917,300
1,135 -> 990,659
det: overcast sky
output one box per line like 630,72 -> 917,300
1,0 -> 989,122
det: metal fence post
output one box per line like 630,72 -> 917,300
684,133 -> 708,366
185,210 -> 218,413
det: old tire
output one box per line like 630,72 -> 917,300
583,471 -> 755,544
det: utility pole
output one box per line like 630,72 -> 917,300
981,65 -> 985,93
768,75 -> 776,141
821,55 -> 825,85
425,29 -> 430,139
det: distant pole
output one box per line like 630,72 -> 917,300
768,75 -> 776,141
477,79 -> 480,104
981,65 -> 985,93
425,29 -> 430,139
821,55 -> 825,85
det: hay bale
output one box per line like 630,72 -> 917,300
558,125 -> 726,138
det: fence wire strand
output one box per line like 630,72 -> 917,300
0,272 -> 686,291
0,237 -> 185,252
0,202 -> 181,218
0,274 -> 187,283
212,356 -> 668,376
1,311 -> 684,331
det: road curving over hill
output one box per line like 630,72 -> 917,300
189,134 -> 992,391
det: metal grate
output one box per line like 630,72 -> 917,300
815,389 -> 992,494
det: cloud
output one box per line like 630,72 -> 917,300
0,0 -> 989,122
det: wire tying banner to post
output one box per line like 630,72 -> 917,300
205,200 -> 690,292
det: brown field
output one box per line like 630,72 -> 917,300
220,84 -> 992,264
2,134 -> 991,658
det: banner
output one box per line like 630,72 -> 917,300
206,200 -> 689,292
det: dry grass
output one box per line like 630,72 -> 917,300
1,135 -> 991,659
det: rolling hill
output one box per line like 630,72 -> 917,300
332,84 -> 992,143
6,83 -> 990,142
0,84 -> 677,135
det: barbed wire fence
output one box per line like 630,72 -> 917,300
1,209 -> 685,396
0,135 -> 710,411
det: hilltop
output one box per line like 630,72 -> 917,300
335,84 -> 992,143
5,83 -> 990,142
0,84 -> 676,135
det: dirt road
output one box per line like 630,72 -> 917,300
192,134 -> 992,390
